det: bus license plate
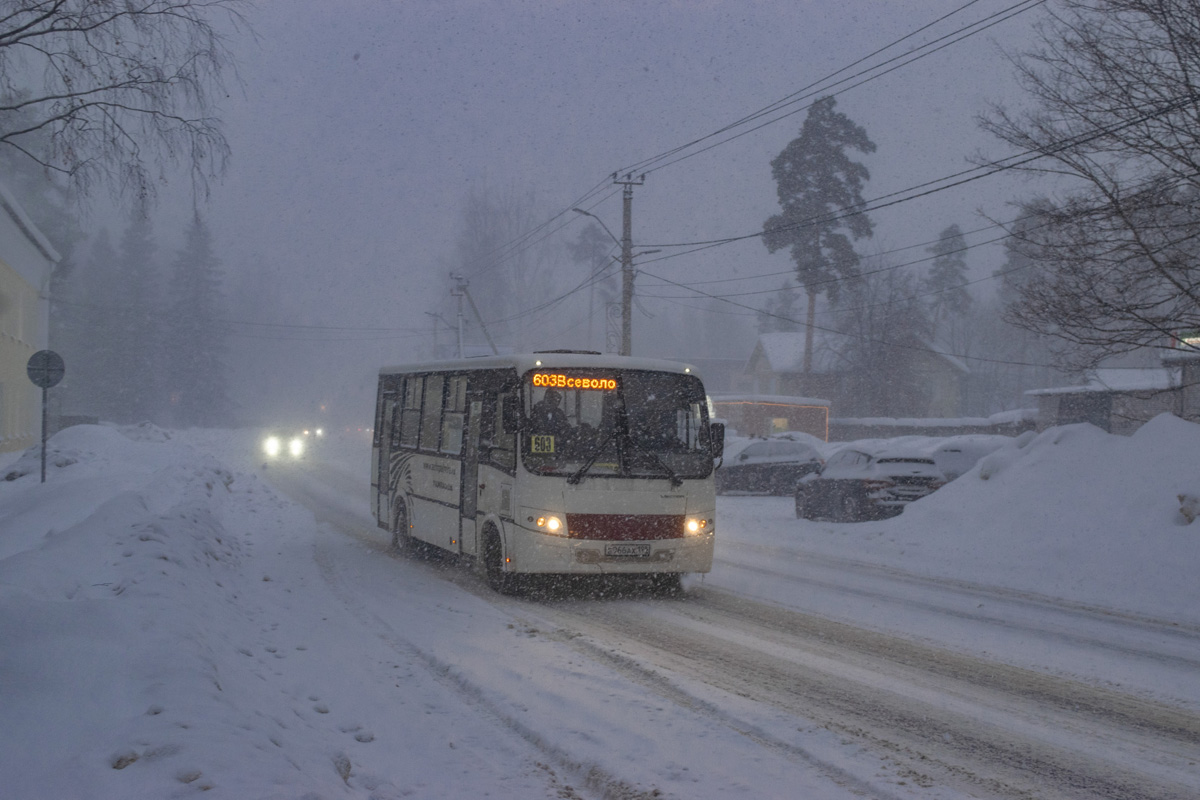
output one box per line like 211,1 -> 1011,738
605,543 -> 651,559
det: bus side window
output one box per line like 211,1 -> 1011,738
440,376 -> 467,455
420,375 -> 444,451
487,389 -> 516,471
388,396 -> 403,449
400,376 -> 422,448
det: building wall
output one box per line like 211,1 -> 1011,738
0,258 -> 40,452
1036,389 -> 1180,435
0,183 -> 57,454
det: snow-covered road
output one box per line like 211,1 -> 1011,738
3,421 -> 1199,798
273,451 -> 1200,800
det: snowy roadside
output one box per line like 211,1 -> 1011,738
0,425 -> 594,798
715,414 -> 1200,628
0,426 -> 885,799
2,415 -> 1199,797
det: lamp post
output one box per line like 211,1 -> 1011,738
572,205 -> 659,356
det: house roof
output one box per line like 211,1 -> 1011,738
0,178 -> 60,288
1026,367 -> 1181,396
747,330 -> 970,374
747,331 -> 847,374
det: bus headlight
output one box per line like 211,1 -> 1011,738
264,436 -> 281,457
685,517 -> 711,536
532,514 -> 565,535
289,437 -> 305,458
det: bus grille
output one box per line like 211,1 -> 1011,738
566,514 -> 686,541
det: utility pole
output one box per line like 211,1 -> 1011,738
450,273 -> 500,357
614,173 -> 645,357
450,275 -> 466,358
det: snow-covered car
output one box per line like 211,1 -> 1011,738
930,435 -> 1013,481
715,438 -> 824,495
794,446 -> 946,521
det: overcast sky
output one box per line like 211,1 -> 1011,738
149,0 -> 1049,425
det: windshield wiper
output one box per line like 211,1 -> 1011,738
567,427 -> 618,485
628,441 -> 683,488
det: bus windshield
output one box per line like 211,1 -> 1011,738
522,369 -> 713,481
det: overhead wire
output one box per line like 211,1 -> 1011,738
445,0 -> 1049,307
621,0 -> 1048,177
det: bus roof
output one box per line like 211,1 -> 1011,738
378,352 -> 703,379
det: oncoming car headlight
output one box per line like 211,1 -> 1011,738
263,434 -> 305,459
684,517 -> 712,536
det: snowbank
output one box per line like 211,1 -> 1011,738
787,414 -> 1200,623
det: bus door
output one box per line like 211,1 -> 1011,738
377,396 -> 400,524
459,398 -> 484,553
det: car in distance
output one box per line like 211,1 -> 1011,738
716,438 -> 824,495
794,446 -> 946,521
261,427 -> 323,461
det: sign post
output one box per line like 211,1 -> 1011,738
26,350 -> 65,483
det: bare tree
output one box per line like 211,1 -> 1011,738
979,0 -> 1200,367
830,260 -> 933,417
449,183 -> 560,353
0,0 -> 245,200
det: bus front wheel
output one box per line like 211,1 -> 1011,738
481,526 -> 517,595
391,498 -> 412,551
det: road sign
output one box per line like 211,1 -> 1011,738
27,349 -> 65,389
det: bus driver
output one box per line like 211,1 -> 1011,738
531,388 -> 571,439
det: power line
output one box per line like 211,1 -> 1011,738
620,0 -> 1047,177
638,265 -> 1057,369
441,1 -> 1048,298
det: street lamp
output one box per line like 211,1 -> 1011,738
572,207 -> 658,356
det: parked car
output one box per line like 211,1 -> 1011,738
930,435 -> 1013,480
794,447 -> 946,521
716,438 -> 824,495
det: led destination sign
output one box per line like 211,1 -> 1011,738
531,372 -> 616,391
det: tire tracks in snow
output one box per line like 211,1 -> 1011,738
308,522 -> 665,800
717,541 -> 1200,677
520,589 -> 1200,800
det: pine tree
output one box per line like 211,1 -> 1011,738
763,96 -> 875,373
757,281 -> 803,335
924,224 -> 972,325
110,211 -> 163,423
567,222 -> 619,352
63,230 -> 123,421
164,214 -> 232,427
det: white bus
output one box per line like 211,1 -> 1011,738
371,351 -> 725,593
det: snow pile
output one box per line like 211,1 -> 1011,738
809,414 -> 1200,623
0,425 -> 382,797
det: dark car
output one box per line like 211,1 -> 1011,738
794,447 -> 946,521
716,438 -> 824,495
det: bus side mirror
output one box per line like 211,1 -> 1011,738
502,395 -> 524,433
709,422 -> 725,459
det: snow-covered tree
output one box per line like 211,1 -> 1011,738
110,211 -> 163,423
164,214 -> 232,427
924,224 -> 972,327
